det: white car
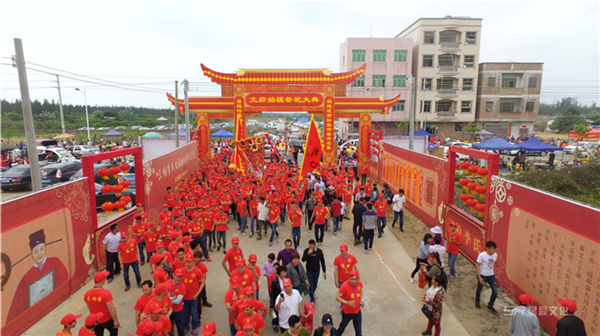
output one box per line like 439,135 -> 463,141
564,142 -> 593,154
443,142 -> 472,160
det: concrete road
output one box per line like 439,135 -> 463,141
23,215 -> 469,336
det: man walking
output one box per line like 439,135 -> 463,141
310,199 -> 329,246
288,201 -> 303,249
361,203 -> 377,254
508,294 -> 540,336
335,271 -> 363,336
302,239 -> 326,305
373,194 -> 388,238
304,193 -> 317,233
556,298 -> 587,336
351,197 -> 366,246
84,271 -> 120,336
257,197 -> 269,241
117,232 -> 142,292
391,189 -> 406,231
277,240 -> 297,268
446,222 -> 462,278
102,224 -> 121,283
475,241 -> 499,315
333,244 -> 359,288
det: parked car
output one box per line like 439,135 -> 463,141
1,165 -> 34,190
95,183 -> 136,210
70,163 -> 118,184
41,147 -> 73,163
72,145 -> 99,159
564,142 -> 593,154
40,162 -> 82,187
442,142 -> 472,160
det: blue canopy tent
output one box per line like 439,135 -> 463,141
210,129 -> 235,137
166,129 -> 187,137
472,138 -> 520,151
517,137 -> 564,151
101,129 -> 123,137
408,128 -> 436,137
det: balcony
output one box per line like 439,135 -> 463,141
437,88 -> 458,97
436,111 -> 456,119
439,43 -> 461,51
438,66 -> 459,75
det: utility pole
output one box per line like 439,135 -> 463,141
183,79 -> 190,143
14,38 -> 42,192
174,81 -> 179,148
408,76 -> 415,150
75,88 -> 90,142
55,75 -> 66,133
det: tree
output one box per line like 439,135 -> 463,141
549,107 -> 588,133
586,111 -> 600,125
117,108 -> 136,121
465,122 -> 481,141
396,121 -> 409,134
573,124 -> 589,159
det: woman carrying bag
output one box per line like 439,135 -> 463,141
420,274 -> 447,336
410,234 -> 432,283
421,251 -> 443,288
286,252 -> 310,295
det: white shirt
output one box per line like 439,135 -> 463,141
102,232 -> 122,253
257,202 -> 269,221
477,251 -> 498,276
392,195 -> 406,212
428,244 -> 446,268
278,289 -> 303,329
341,202 -> 346,215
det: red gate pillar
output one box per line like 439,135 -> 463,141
358,113 -> 371,176
234,96 -> 246,140
196,113 -> 211,160
323,95 -> 335,165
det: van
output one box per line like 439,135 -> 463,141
36,139 -> 58,147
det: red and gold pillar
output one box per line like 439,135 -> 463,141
323,95 -> 335,165
196,113 -> 211,160
358,113 -> 371,175
234,96 -> 246,141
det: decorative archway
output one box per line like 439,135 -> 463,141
167,63 -> 400,168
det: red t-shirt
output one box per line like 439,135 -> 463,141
117,240 -> 138,264
165,193 -> 178,207
187,220 -> 203,237
267,273 -> 277,290
143,230 -> 160,252
334,254 -> 358,283
84,288 -> 113,323
134,294 -> 153,313
158,211 -> 173,222
200,211 -> 213,231
78,326 -> 96,336
132,223 -> 148,243
288,207 -> 302,227
313,206 -> 329,225
238,201 -> 248,216
214,213 -> 229,232
195,262 -> 208,275
225,290 -> 244,323
447,230 -> 462,255
339,280 -> 363,315
343,189 -> 353,203
143,296 -> 173,316
151,251 -> 173,266
245,264 -> 260,289
221,196 -> 232,211
364,184 -> 372,197
181,267 -> 204,300
171,258 -> 186,272
159,226 -> 173,247
249,200 -> 259,217
235,312 -> 266,331
374,199 -> 388,217
136,315 -> 171,336
268,207 -> 280,224
153,267 -> 171,284
331,200 -> 342,217
235,332 -> 259,336
224,248 -> 243,272
230,269 -> 256,289
164,279 -> 187,312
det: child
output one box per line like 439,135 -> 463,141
301,302 -> 316,334
262,253 -> 277,279
267,262 -> 280,293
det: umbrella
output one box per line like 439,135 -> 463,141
53,133 -> 75,139
210,129 -> 235,137
142,132 -> 163,137
0,142 -> 17,151
166,129 -> 187,137
156,116 -> 168,121
517,137 -> 564,151
101,129 -> 123,137
472,138 -> 520,151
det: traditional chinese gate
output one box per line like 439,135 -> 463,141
167,63 -> 400,170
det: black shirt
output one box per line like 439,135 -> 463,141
352,203 -> 366,224
302,247 -> 326,273
556,315 -> 587,336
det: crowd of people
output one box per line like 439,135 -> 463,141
52,141 -> 587,336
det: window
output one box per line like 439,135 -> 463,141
455,122 -> 464,132
351,75 -> 365,87
528,77 -> 538,88
437,78 -> 454,90
393,75 -> 406,87
392,100 -> 406,112
465,32 -> 477,44
439,31 -> 458,43
526,101 -> 535,112
462,78 -> 474,90
464,55 -> 475,68
438,54 -> 455,66
373,50 -> 387,62
424,31 -> 435,44
423,55 -> 434,67
372,75 -> 386,87
352,50 -> 366,62
421,100 -> 432,113
503,78 -> 517,88
487,77 -> 496,87
421,78 -> 433,90
394,50 -> 407,62
461,101 -> 472,113
485,101 -> 494,112
500,102 -> 514,112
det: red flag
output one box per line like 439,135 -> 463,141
299,116 -> 322,178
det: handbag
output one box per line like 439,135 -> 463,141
418,269 -> 428,289
296,282 -> 308,295
421,304 -> 434,320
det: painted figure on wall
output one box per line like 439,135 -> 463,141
6,229 -> 69,321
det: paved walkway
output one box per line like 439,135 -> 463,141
24,213 -> 470,336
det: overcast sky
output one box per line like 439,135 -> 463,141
1,2 -> 599,111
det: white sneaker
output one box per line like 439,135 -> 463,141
409,277 -> 414,283
364,250 -> 368,254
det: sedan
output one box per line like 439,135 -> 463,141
1,165 -> 33,190
40,162 -> 82,187
72,145 -> 99,159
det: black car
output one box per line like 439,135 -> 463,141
70,163 -> 119,185
1,165 -> 33,190
95,183 -> 136,210
40,162 -> 82,187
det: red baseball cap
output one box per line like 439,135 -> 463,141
340,244 -> 348,251
181,236 -> 193,243
184,254 -> 194,262
519,294 -> 535,305
236,258 -> 246,266
170,231 -> 181,240
201,322 -> 216,335
378,193 -> 384,198
94,271 -> 110,282
120,231 -> 129,238
84,312 -> 103,327
60,313 -> 82,326
304,302 -> 316,315
232,237 -> 240,244
557,298 -> 577,312
163,203 -> 169,208
248,254 -> 257,262
142,320 -> 164,334
348,270 -> 359,278
149,222 -> 159,228
155,241 -> 164,248
283,278 -> 292,287
242,317 -> 254,330
154,283 -> 168,295
244,286 -> 255,295
449,221 -> 458,227
174,268 -> 184,276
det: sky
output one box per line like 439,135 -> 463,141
1,2 -> 599,111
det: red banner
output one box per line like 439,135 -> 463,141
232,135 -> 265,178
323,96 -> 335,164
299,116 -> 323,178
245,93 -> 323,106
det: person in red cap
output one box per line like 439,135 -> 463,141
335,270 -> 363,336
333,244 -> 359,288
143,222 -> 160,262
446,222 -> 462,279
373,193 -> 388,237
78,312 -> 103,336
246,254 -> 261,299
275,278 -> 306,333
225,279 -> 244,335
508,293 -> 539,336
164,268 -> 187,336
236,317 -> 258,336
360,165 -> 367,185
165,187 -> 177,211
135,280 -> 155,327
301,302 -> 315,334
222,237 -> 244,276
168,231 -> 183,255
556,298 -> 586,336
56,313 -> 81,336
181,254 -> 205,336
310,198 -> 329,246
267,198 -> 281,246
132,217 -> 149,266
158,203 -> 173,222
230,258 -> 257,293
234,300 -> 266,335
142,282 -> 173,319
83,271 -> 120,335
150,242 -> 173,272
137,304 -> 171,336
200,321 -> 217,336
117,231 -> 142,292
214,206 -> 229,252
153,254 -> 171,285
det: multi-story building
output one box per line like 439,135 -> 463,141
338,38 -> 413,136
396,16 -> 483,140
476,62 -> 543,137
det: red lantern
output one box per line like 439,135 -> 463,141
459,193 -> 471,204
113,200 -> 126,212
466,198 -> 479,211
120,195 -> 132,204
477,167 -> 488,181
468,165 -> 479,178
119,179 -> 131,191
475,203 -> 486,216
109,166 -> 121,179
100,185 -> 113,194
119,163 -> 130,174
475,185 -> 487,198
97,168 -> 110,180
467,182 -> 480,195
459,177 -> 471,190
460,161 -> 471,173
112,184 -> 124,196
101,202 -> 114,214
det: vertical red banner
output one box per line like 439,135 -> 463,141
235,96 -> 246,140
323,95 -> 335,165
196,113 -> 211,160
358,113 -> 371,173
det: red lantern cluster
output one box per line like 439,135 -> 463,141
467,182 -> 480,195
477,167 -> 488,181
468,164 -> 479,178
120,195 -> 132,204
112,184 -> 124,197
97,168 -> 110,180
475,203 -> 486,216
459,177 -> 471,190
460,161 -> 471,173
100,185 -> 113,194
475,185 -> 487,198
119,179 -> 131,191
113,200 -> 126,212
119,163 -> 130,174
101,202 -> 114,214
466,198 -> 479,211
459,193 -> 471,204
109,166 -> 121,179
